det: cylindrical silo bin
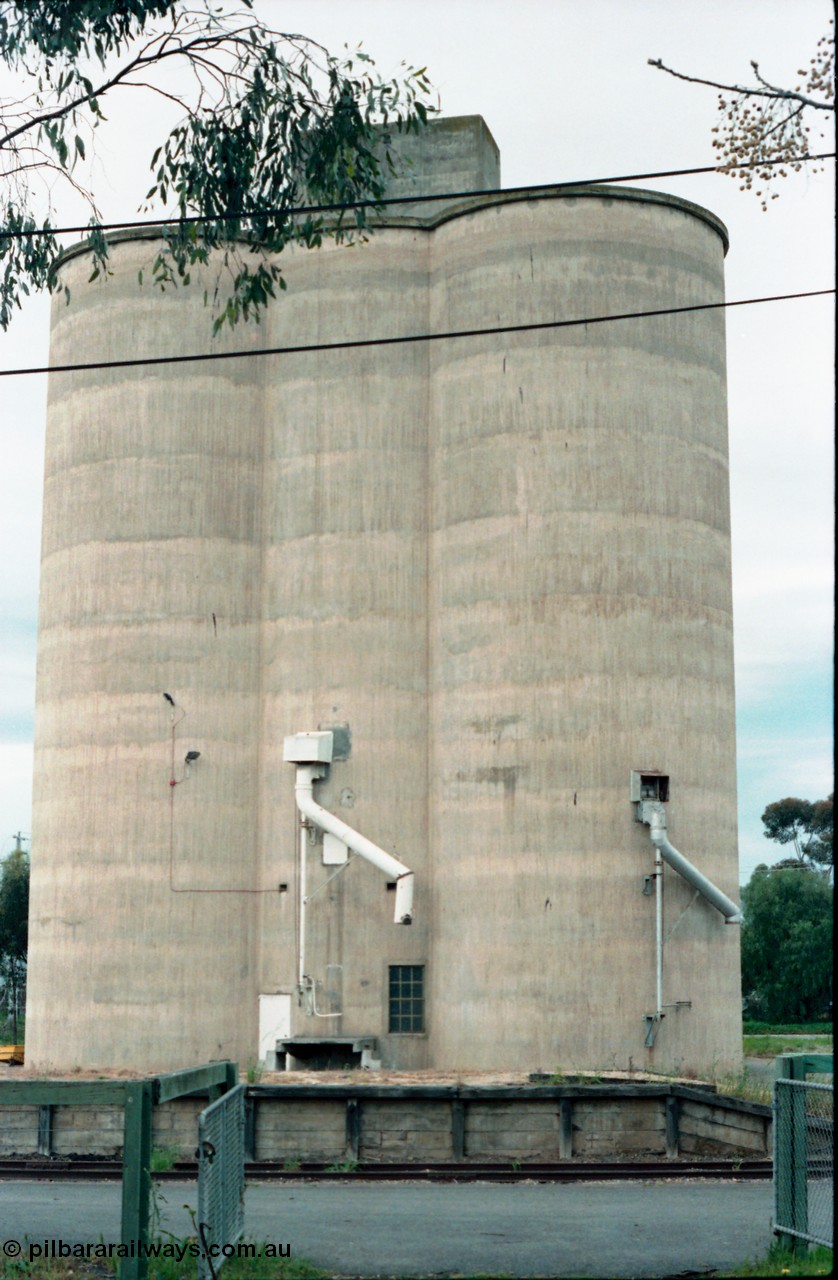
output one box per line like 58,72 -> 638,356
254,227 -> 434,1069
427,186 -> 740,1073
25,235 -> 267,1070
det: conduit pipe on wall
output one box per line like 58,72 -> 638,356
294,765 -> 415,925
655,840 -> 663,1014
638,802 -> 741,923
297,817 -> 342,1017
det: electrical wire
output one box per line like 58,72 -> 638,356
0,288 -> 832,379
166,700 -> 279,894
0,152 -> 833,242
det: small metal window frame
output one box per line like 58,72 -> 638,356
387,964 -> 425,1034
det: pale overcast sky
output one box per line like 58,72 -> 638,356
0,0 -> 833,883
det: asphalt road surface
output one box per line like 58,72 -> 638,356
0,1176 -> 776,1278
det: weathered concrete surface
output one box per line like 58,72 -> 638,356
26,116 -> 740,1076
0,1178 -> 774,1278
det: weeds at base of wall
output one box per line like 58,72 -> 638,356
645,1061 -> 774,1106
544,1067 -> 605,1084
711,1067 -> 773,1107
149,1147 -> 181,1174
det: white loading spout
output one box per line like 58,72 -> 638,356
293,763 -> 414,924
638,801 -> 740,923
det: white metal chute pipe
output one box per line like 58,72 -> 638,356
294,766 -> 414,924
647,809 -> 740,924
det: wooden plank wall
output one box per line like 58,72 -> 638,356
0,1084 -> 772,1161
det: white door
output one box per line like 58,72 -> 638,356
258,994 -> 292,1066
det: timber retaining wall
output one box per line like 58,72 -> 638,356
0,1083 -> 771,1162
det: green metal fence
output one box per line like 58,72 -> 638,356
773,1053 -> 833,1254
0,1060 -> 238,1279
197,1083 -> 246,1280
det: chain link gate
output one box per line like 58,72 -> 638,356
773,1077 -> 833,1250
197,1083 -> 246,1278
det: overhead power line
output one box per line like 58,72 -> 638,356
0,152 -> 833,243
0,288 -> 831,379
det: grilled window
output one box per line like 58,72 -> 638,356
388,964 -> 424,1033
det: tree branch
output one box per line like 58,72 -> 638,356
648,57 -> 834,112
0,23 -> 257,152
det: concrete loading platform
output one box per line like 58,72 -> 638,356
1,1068 -> 771,1164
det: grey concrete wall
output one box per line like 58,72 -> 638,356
26,117 -> 740,1076
379,115 -> 500,219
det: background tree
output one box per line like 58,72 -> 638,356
740,863 -> 832,1023
761,793 -> 833,877
0,837 -> 29,1042
649,22 -> 834,209
0,0 -> 435,331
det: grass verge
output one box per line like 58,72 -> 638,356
743,1023 -> 833,1036
726,1242 -> 833,1276
743,1034 -> 833,1059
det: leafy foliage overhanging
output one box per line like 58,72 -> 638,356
650,21 -> 835,209
0,0 -> 436,331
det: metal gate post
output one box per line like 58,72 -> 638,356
775,1056 -> 809,1255
121,1080 -> 154,1280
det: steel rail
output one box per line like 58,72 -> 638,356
0,1157 -> 773,1182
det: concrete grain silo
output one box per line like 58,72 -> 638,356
26,117 -> 742,1075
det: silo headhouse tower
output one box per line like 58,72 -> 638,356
26,117 -> 742,1074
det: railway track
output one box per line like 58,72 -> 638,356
0,1157 -> 773,1182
